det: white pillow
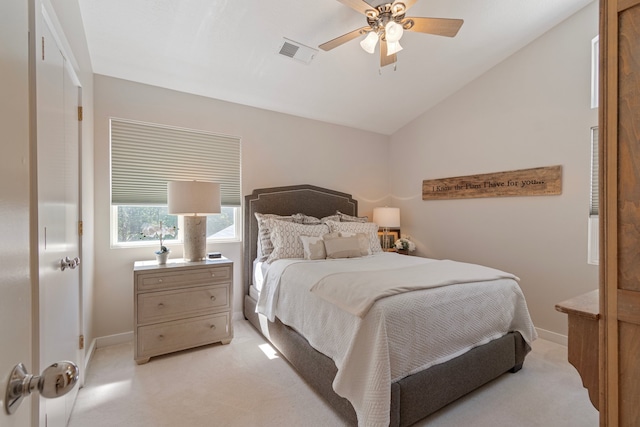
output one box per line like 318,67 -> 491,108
299,235 -> 327,260
323,234 -> 363,259
338,232 -> 371,256
255,213 -> 296,262
326,220 -> 382,254
268,220 -> 330,262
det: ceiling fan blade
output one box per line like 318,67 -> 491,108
380,40 -> 397,67
395,0 -> 419,12
405,17 -> 464,37
319,26 -> 370,51
337,0 -> 375,15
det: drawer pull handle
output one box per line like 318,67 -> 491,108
210,295 -> 216,302
210,324 -> 216,330
158,279 -> 163,283
158,303 -> 165,309
158,334 -> 165,340
211,273 -> 216,277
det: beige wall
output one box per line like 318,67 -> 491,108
389,1 -> 599,338
92,75 -> 390,338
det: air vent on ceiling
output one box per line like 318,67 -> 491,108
278,38 -> 317,65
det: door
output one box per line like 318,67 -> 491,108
600,0 -> 640,425
0,0 -> 33,426
36,11 -> 82,427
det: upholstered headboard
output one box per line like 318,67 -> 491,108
243,185 -> 358,296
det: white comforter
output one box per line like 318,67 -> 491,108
256,253 -> 537,427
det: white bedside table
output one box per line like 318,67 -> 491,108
133,257 -> 233,364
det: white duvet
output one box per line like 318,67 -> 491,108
256,253 -> 537,427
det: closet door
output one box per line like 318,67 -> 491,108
600,0 -> 640,425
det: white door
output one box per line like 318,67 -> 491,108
0,0 -> 33,426
36,13 -> 82,427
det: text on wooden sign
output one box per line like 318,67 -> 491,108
422,165 -> 562,200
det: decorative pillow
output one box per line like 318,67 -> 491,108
338,232 -> 371,256
268,220 -> 329,262
299,235 -> 327,260
293,213 -> 341,225
326,220 -> 382,254
255,213 -> 296,262
336,211 -> 368,223
323,234 -> 363,259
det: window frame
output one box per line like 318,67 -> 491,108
110,205 -> 241,249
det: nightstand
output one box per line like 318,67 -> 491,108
133,257 -> 233,364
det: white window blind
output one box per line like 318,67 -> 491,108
590,126 -> 598,216
111,119 -> 241,206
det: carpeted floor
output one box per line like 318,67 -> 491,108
68,320 -> 598,427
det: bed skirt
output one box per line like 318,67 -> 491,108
244,294 -> 530,427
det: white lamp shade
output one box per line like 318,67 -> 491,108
386,40 -> 403,55
373,207 -> 400,228
167,181 -> 221,215
360,31 -> 379,54
385,21 -> 404,43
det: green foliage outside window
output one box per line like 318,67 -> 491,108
116,205 -> 236,243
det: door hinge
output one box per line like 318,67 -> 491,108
78,220 -> 83,236
41,36 -> 45,60
78,106 -> 83,121
79,335 -> 84,350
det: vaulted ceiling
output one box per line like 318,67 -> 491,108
78,0 -> 594,135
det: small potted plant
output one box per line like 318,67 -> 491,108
394,235 -> 416,255
140,221 -> 177,265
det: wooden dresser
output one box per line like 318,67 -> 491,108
133,258 -> 233,364
555,290 -> 599,409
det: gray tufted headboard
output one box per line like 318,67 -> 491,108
243,184 -> 358,296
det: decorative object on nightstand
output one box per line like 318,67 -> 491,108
394,235 -> 416,255
133,257 -> 233,364
373,206 -> 400,250
140,221 -> 178,265
168,181 -> 220,262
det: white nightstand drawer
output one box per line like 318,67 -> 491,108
137,313 -> 230,359
137,264 -> 231,291
137,284 -> 230,324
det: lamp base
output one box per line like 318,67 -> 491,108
183,216 -> 207,262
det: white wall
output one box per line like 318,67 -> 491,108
92,75 -> 389,338
389,1 -> 599,338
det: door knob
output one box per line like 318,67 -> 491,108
4,361 -> 79,415
60,256 -> 80,271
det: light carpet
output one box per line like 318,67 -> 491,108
68,320 -> 598,426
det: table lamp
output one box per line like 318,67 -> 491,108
167,181 -> 221,262
373,206 -> 400,250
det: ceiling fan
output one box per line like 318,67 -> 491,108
319,0 -> 463,68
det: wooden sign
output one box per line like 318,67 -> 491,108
422,165 -> 562,200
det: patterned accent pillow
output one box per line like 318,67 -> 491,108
323,234 -> 363,259
293,213 -> 341,224
338,232 -> 372,256
326,220 -> 382,254
336,211 -> 368,222
268,220 -> 330,262
299,235 -> 327,260
255,213 -> 296,262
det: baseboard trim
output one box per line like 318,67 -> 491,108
536,327 -> 567,346
96,331 -> 134,347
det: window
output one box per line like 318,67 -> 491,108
110,118 -> 241,247
588,126 -> 598,265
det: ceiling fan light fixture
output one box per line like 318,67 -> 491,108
360,31 -> 379,54
386,40 -> 403,55
384,21 -> 404,43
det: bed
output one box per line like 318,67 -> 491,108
243,184 -> 536,427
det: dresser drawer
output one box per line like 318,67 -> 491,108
137,264 -> 231,291
137,284 -> 230,324
137,313 -> 231,359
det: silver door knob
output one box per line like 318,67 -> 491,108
4,361 -> 79,415
60,256 -> 80,271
